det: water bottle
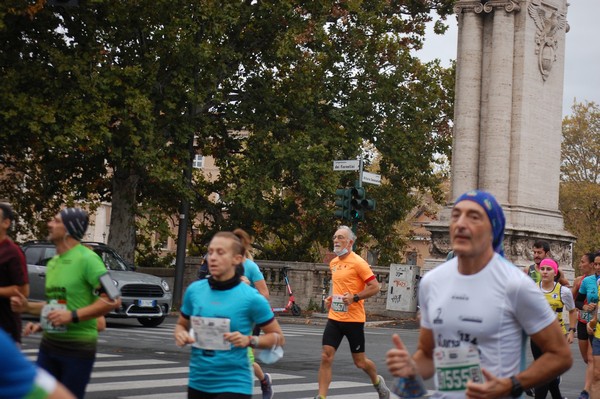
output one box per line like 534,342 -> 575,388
391,375 -> 427,398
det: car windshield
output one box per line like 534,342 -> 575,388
94,248 -> 129,272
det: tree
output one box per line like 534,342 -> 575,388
561,101 -> 600,183
0,0 -> 455,265
559,101 -> 600,273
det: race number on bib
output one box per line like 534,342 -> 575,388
331,295 -> 348,313
40,302 -> 67,333
190,316 -> 231,350
434,345 -> 483,392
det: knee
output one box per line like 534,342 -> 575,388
320,349 -> 335,366
593,366 -> 600,382
353,358 -> 367,369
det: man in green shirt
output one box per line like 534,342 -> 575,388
11,208 -> 120,399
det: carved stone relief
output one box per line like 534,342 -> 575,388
528,0 -> 569,80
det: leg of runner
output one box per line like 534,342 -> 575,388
351,352 -> 390,399
317,345 -> 336,398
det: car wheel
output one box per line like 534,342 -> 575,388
291,303 -> 301,317
137,316 -> 166,327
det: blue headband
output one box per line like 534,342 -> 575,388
454,190 -> 505,256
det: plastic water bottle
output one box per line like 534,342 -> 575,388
391,375 -> 427,398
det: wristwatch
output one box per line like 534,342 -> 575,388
509,376 -> 523,398
569,327 -> 576,332
248,335 -> 259,348
71,310 -> 79,323
353,294 -> 360,303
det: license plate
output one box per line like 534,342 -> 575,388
138,299 -> 156,308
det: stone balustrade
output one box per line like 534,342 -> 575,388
142,257 -> 395,316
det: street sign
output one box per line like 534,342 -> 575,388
362,171 -> 381,186
333,160 -> 360,171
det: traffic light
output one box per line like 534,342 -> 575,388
350,185 -> 376,221
334,188 -> 352,220
361,198 -> 376,212
350,186 -> 366,221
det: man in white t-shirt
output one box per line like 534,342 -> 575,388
386,189 -> 572,398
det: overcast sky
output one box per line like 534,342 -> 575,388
415,2 -> 600,116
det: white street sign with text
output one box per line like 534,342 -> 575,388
362,171 -> 381,185
333,160 -> 360,171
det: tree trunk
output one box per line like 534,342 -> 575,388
108,168 -> 139,264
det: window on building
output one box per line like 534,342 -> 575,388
192,154 -> 204,169
405,251 -> 417,265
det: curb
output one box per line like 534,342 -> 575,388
275,313 -> 419,329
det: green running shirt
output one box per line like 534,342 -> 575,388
42,244 -> 107,354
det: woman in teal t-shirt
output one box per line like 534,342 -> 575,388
174,230 -> 285,399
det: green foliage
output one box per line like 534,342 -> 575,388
560,101 -> 600,273
0,0 -> 455,265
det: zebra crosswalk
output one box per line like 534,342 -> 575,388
19,321 -> 403,398
22,347 -> 397,398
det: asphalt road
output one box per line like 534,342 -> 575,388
19,315 -> 587,398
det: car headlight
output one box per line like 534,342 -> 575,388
161,279 -> 170,292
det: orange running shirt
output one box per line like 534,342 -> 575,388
328,251 -> 376,323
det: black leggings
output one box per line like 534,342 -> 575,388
188,387 -> 251,399
530,340 -> 562,399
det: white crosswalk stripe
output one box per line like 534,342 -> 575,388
30,350 -> 397,398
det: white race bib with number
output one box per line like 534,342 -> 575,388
40,302 -> 67,333
434,345 -> 483,392
190,316 -> 231,350
331,295 -> 348,313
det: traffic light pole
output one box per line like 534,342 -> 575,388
351,159 -> 364,249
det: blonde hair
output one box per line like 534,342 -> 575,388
213,232 -> 244,256
233,228 -> 253,260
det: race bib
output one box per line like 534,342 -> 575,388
434,345 -> 483,392
189,316 -> 231,350
40,302 -> 67,333
331,295 -> 348,313
582,310 -> 593,323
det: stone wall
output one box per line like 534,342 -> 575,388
141,258 -> 407,317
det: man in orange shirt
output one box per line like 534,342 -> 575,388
314,225 -> 390,399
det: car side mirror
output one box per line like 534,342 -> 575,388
126,263 -> 136,271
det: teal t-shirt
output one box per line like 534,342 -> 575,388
42,244 -> 106,348
242,258 -> 265,289
181,279 -> 274,395
579,274 -> 600,303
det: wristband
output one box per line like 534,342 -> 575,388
71,310 -> 79,323
569,327 -> 576,332
248,335 -> 259,348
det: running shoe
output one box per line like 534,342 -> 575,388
261,373 -> 273,399
578,390 -> 590,399
525,387 -> 535,397
375,375 -> 391,399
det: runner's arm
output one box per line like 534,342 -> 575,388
517,320 -> 572,391
10,290 -> 45,315
254,279 -> 270,300
575,291 -> 587,310
571,276 -> 583,297
257,318 -> 285,348
356,277 -> 380,300
412,327 -> 436,379
0,284 -> 27,298
174,314 -> 195,347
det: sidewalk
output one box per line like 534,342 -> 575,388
275,312 -> 420,329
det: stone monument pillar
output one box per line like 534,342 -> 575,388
427,0 -> 575,279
